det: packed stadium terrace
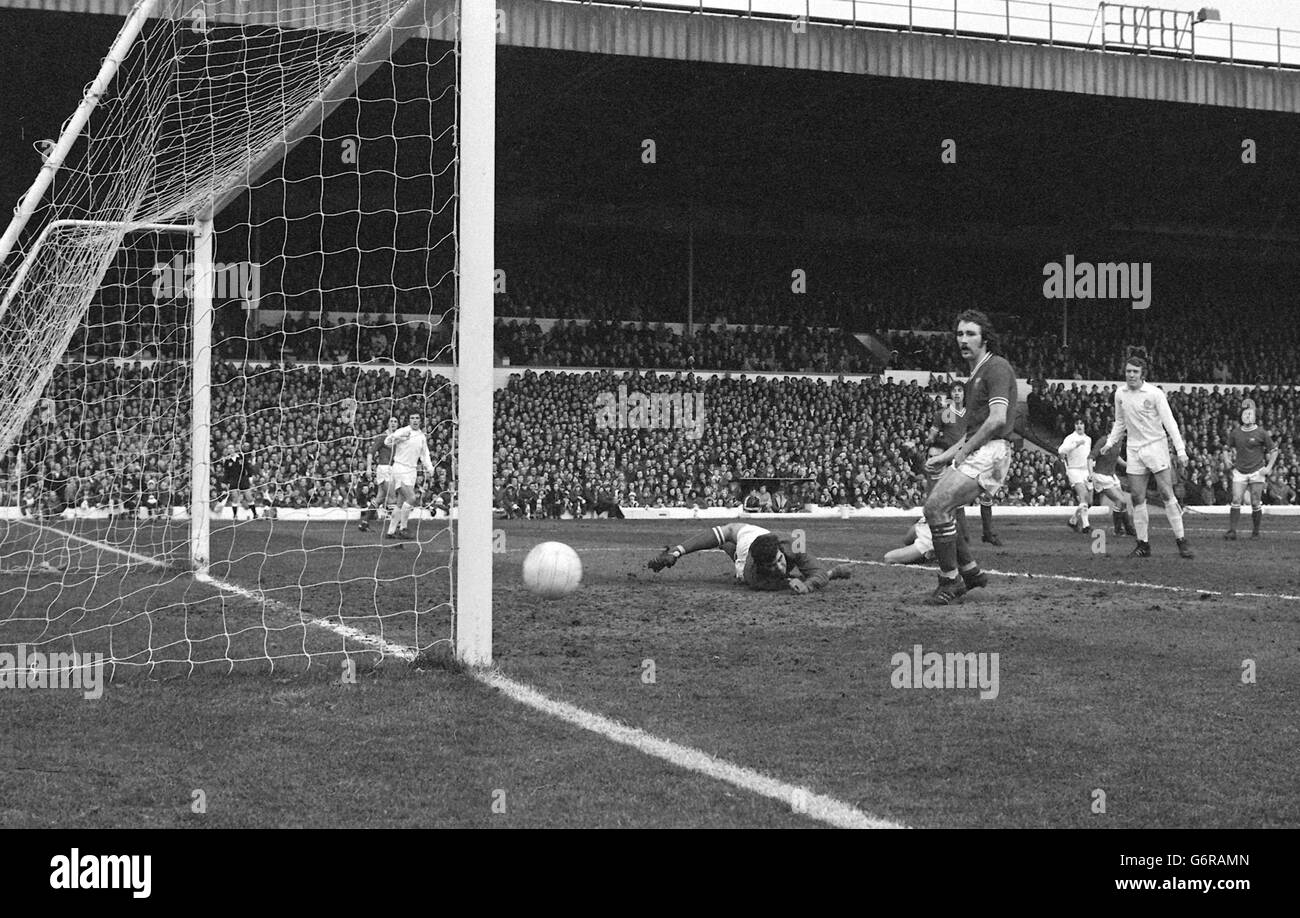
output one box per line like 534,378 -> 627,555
3,360 -> 1297,514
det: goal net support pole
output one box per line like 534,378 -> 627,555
456,0 -> 494,667
191,215 -> 214,575
0,0 -> 162,270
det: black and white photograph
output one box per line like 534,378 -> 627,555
0,0 -> 1294,889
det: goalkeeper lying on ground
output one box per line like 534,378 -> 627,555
648,522 -> 852,594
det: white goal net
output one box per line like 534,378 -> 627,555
0,0 -> 468,676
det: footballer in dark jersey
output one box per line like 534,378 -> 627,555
920,310 -> 1017,605
1224,400 -> 1278,540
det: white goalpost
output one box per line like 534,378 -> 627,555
0,0 -> 493,671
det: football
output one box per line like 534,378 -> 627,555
522,541 -> 583,599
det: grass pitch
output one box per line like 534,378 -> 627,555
1,512 -> 1296,827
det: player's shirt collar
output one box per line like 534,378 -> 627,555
968,351 -> 992,377
1240,424 -> 1258,432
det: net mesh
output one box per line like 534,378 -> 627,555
0,0 -> 459,676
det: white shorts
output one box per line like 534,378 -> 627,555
391,469 -> 417,491
376,464 -> 392,484
1232,468 -> 1267,486
1126,441 -> 1171,475
956,440 -> 1012,496
912,518 -> 935,560
725,523 -> 770,582
1066,468 -> 1089,488
1091,473 -> 1121,493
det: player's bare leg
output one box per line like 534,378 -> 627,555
1226,477 -> 1247,540
922,467 -> 985,604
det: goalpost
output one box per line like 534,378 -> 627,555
0,0 -> 493,670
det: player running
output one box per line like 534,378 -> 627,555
1224,399 -> 1278,540
1089,437 -> 1137,537
925,383 -> 1002,546
921,310 -> 1016,605
383,412 -> 436,539
359,417 -> 400,533
1099,354 -> 1193,558
1059,419 -> 1093,534
647,522 -> 852,593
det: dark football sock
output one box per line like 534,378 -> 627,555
932,521 -> 959,579
1252,508 -> 1262,535
1229,505 -> 1241,531
980,501 -> 994,536
954,508 -> 969,544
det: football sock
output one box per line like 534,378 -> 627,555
1252,508 -> 1262,535
387,511 -> 399,534
954,508 -> 969,544
1228,504 -> 1241,531
932,521 -> 959,579
1133,503 -> 1150,541
954,529 -> 974,566
398,506 -> 411,530
1078,504 -> 1090,529
1165,500 -> 1185,540
1123,508 -> 1135,531
980,501 -> 994,536
1112,510 -> 1123,533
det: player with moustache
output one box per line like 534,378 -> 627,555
920,310 -> 1017,605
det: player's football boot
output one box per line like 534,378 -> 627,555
923,576 -> 967,606
828,564 -> 853,580
981,532 -> 1003,546
1250,531 -> 1261,540
1081,526 -> 1091,535
1066,519 -> 1079,532
1129,541 -> 1151,557
1175,538 -> 1194,559
1223,529 -> 1238,541
384,531 -> 400,540
357,521 -> 370,532
398,528 -> 412,539
960,567 -> 988,591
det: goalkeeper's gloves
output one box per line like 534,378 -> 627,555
648,546 -> 680,572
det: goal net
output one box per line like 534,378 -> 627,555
0,0 -> 472,677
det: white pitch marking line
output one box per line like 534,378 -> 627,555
825,557 -> 1300,602
476,669 -> 904,829
19,520 -> 891,828
18,518 -> 168,568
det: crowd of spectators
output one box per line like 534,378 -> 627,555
495,319 -> 873,374
2,360 -> 454,514
4,360 -> 1298,515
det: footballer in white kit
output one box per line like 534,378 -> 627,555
1058,419 -> 1093,533
382,412 -> 437,538
1100,354 -> 1193,558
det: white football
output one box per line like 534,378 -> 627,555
522,541 -> 583,599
